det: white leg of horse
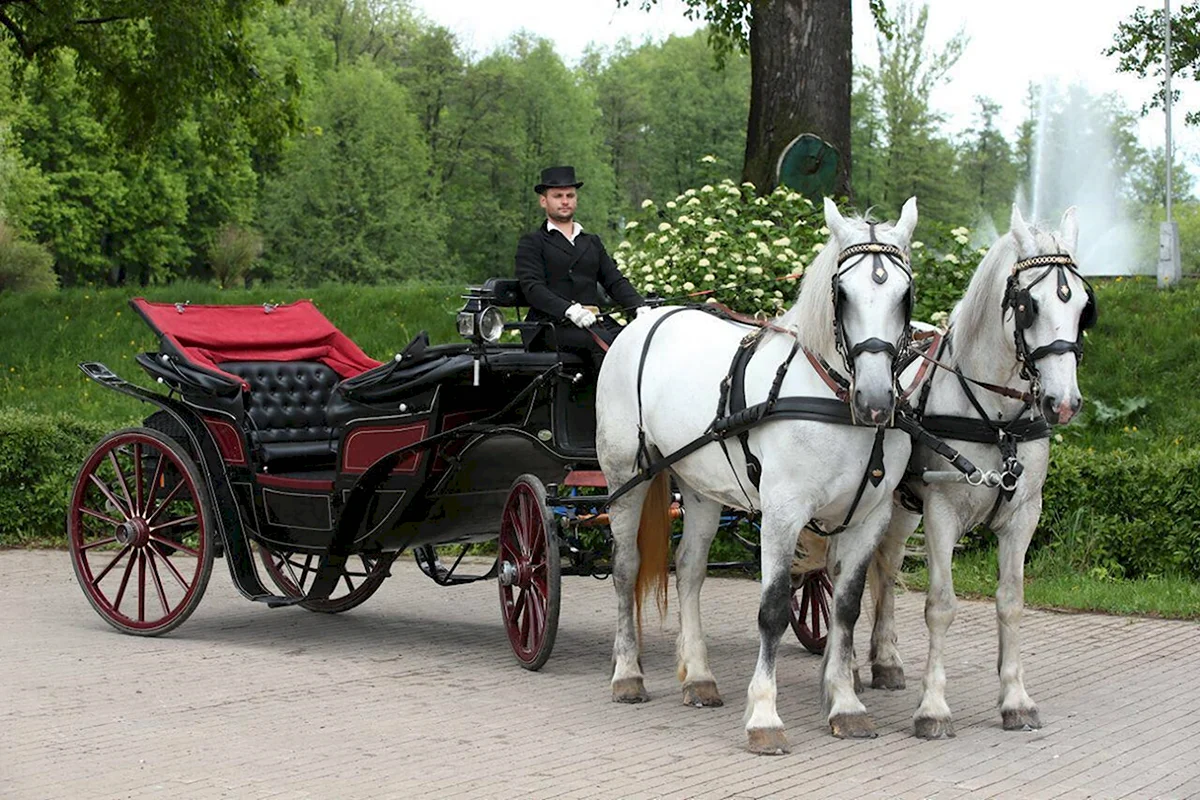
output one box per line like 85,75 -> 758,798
821,517 -> 887,739
609,480 -> 653,703
674,485 -> 724,707
868,508 -> 919,690
743,509 -> 808,754
913,501 -> 960,738
995,508 -> 1042,731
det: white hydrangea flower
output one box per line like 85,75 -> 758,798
640,199 -> 654,209
642,265 -> 653,273
618,241 -> 632,249
746,255 -> 758,263
666,200 -> 677,209
951,226 -> 970,237
818,226 -> 830,235
700,154 -> 717,163
748,266 -> 763,275
776,253 -> 789,262
753,197 -> 768,206
703,273 -> 715,281
654,258 -> 666,267
753,288 -> 764,297
663,284 -> 673,293
683,281 -> 695,291
658,222 -> 672,232
625,220 -> 639,230
725,208 -> 738,217
686,197 -> 701,206
912,241 -> 924,249
954,235 -> 969,245
698,258 -> 711,267
942,253 -> 959,264
703,217 -> 717,226
704,246 -> 718,255
772,237 -> 791,247
746,231 -> 758,240
812,242 -> 825,252
700,185 -> 714,193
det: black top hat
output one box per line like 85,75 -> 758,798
535,165 -> 584,194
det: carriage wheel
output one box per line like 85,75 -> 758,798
790,568 -> 832,654
498,474 -> 561,671
68,428 -> 215,636
259,547 -> 396,613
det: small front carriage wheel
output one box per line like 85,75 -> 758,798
789,568 -> 832,655
68,427 -> 216,636
497,474 -> 561,671
259,547 -> 396,613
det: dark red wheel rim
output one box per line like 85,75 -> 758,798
259,547 -> 394,613
790,568 -> 832,654
498,477 -> 560,670
68,431 -> 212,635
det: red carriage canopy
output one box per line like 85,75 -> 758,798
131,298 -> 383,387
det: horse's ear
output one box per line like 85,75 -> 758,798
1010,204 -> 1036,259
894,196 -> 918,243
1060,206 -> 1080,253
823,196 -> 854,246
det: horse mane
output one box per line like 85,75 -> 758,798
779,213 -> 895,359
948,223 -> 1067,349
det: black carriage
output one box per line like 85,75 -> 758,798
68,283 -> 831,669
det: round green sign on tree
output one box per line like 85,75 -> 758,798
776,134 -> 841,202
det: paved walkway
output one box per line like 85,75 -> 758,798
2,550 -> 1198,800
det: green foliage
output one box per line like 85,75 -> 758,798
0,408 -> 107,547
613,175 -> 823,314
209,225 -> 264,289
1106,4 -> 1200,125
0,220 -> 56,292
1039,444 -> 1200,580
908,222 -> 986,325
260,65 -> 449,283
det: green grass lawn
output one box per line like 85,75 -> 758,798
903,546 -> 1200,620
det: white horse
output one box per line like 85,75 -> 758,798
597,197 -> 918,753
864,204 -> 1094,738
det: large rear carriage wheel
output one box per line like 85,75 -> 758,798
790,568 -> 832,655
259,547 -> 396,613
68,428 -> 215,636
497,474 -> 561,671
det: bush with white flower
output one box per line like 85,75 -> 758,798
614,176 -> 826,316
614,157 -> 983,322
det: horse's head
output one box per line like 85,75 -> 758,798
1005,205 -> 1096,425
823,196 -> 918,425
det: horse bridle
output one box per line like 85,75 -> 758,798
1002,253 -> 1097,391
832,225 -> 914,380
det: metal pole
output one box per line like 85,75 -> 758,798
1159,0 -> 1182,288
1166,0 -> 1174,223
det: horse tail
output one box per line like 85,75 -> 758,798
634,471 -> 671,635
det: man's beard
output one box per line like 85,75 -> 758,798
548,209 -> 574,223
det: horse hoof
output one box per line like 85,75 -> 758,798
747,727 -> 790,755
682,680 -> 723,707
914,716 -> 956,739
829,713 -> 877,739
612,678 -> 649,703
871,665 -> 906,690
1002,708 -> 1042,731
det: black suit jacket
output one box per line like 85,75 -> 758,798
514,225 -> 645,323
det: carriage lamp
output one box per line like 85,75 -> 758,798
456,302 -> 505,344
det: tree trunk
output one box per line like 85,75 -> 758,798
743,0 -> 852,197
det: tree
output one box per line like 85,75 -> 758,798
0,0 -> 299,145
959,96 -> 1018,224
1107,4 -> 1200,125
625,0 -> 893,194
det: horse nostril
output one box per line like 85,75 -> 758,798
1043,394 -> 1058,411
886,389 -> 895,407
1070,397 -> 1082,413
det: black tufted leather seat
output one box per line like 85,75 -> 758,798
220,361 -> 340,469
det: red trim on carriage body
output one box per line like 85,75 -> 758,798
202,418 -> 247,465
432,409 -> 488,472
563,470 -> 608,488
341,423 -> 429,475
255,474 -> 335,491
131,297 -> 383,388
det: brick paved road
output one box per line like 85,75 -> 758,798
2,550 -> 1198,800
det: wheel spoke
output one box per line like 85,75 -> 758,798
112,548 -> 138,613
144,453 -> 166,516
80,506 -> 122,527
149,534 -> 199,559
145,480 -> 185,525
133,443 -> 144,518
80,536 -> 118,552
146,548 -> 171,616
138,550 -> 147,622
91,544 -> 132,585
150,513 -> 198,533
107,450 -> 136,518
89,474 -> 130,520
151,543 -> 191,590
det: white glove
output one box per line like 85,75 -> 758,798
635,306 -> 651,318
565,303 -> 597,328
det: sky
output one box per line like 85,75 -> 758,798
406,0 -> 1189,162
